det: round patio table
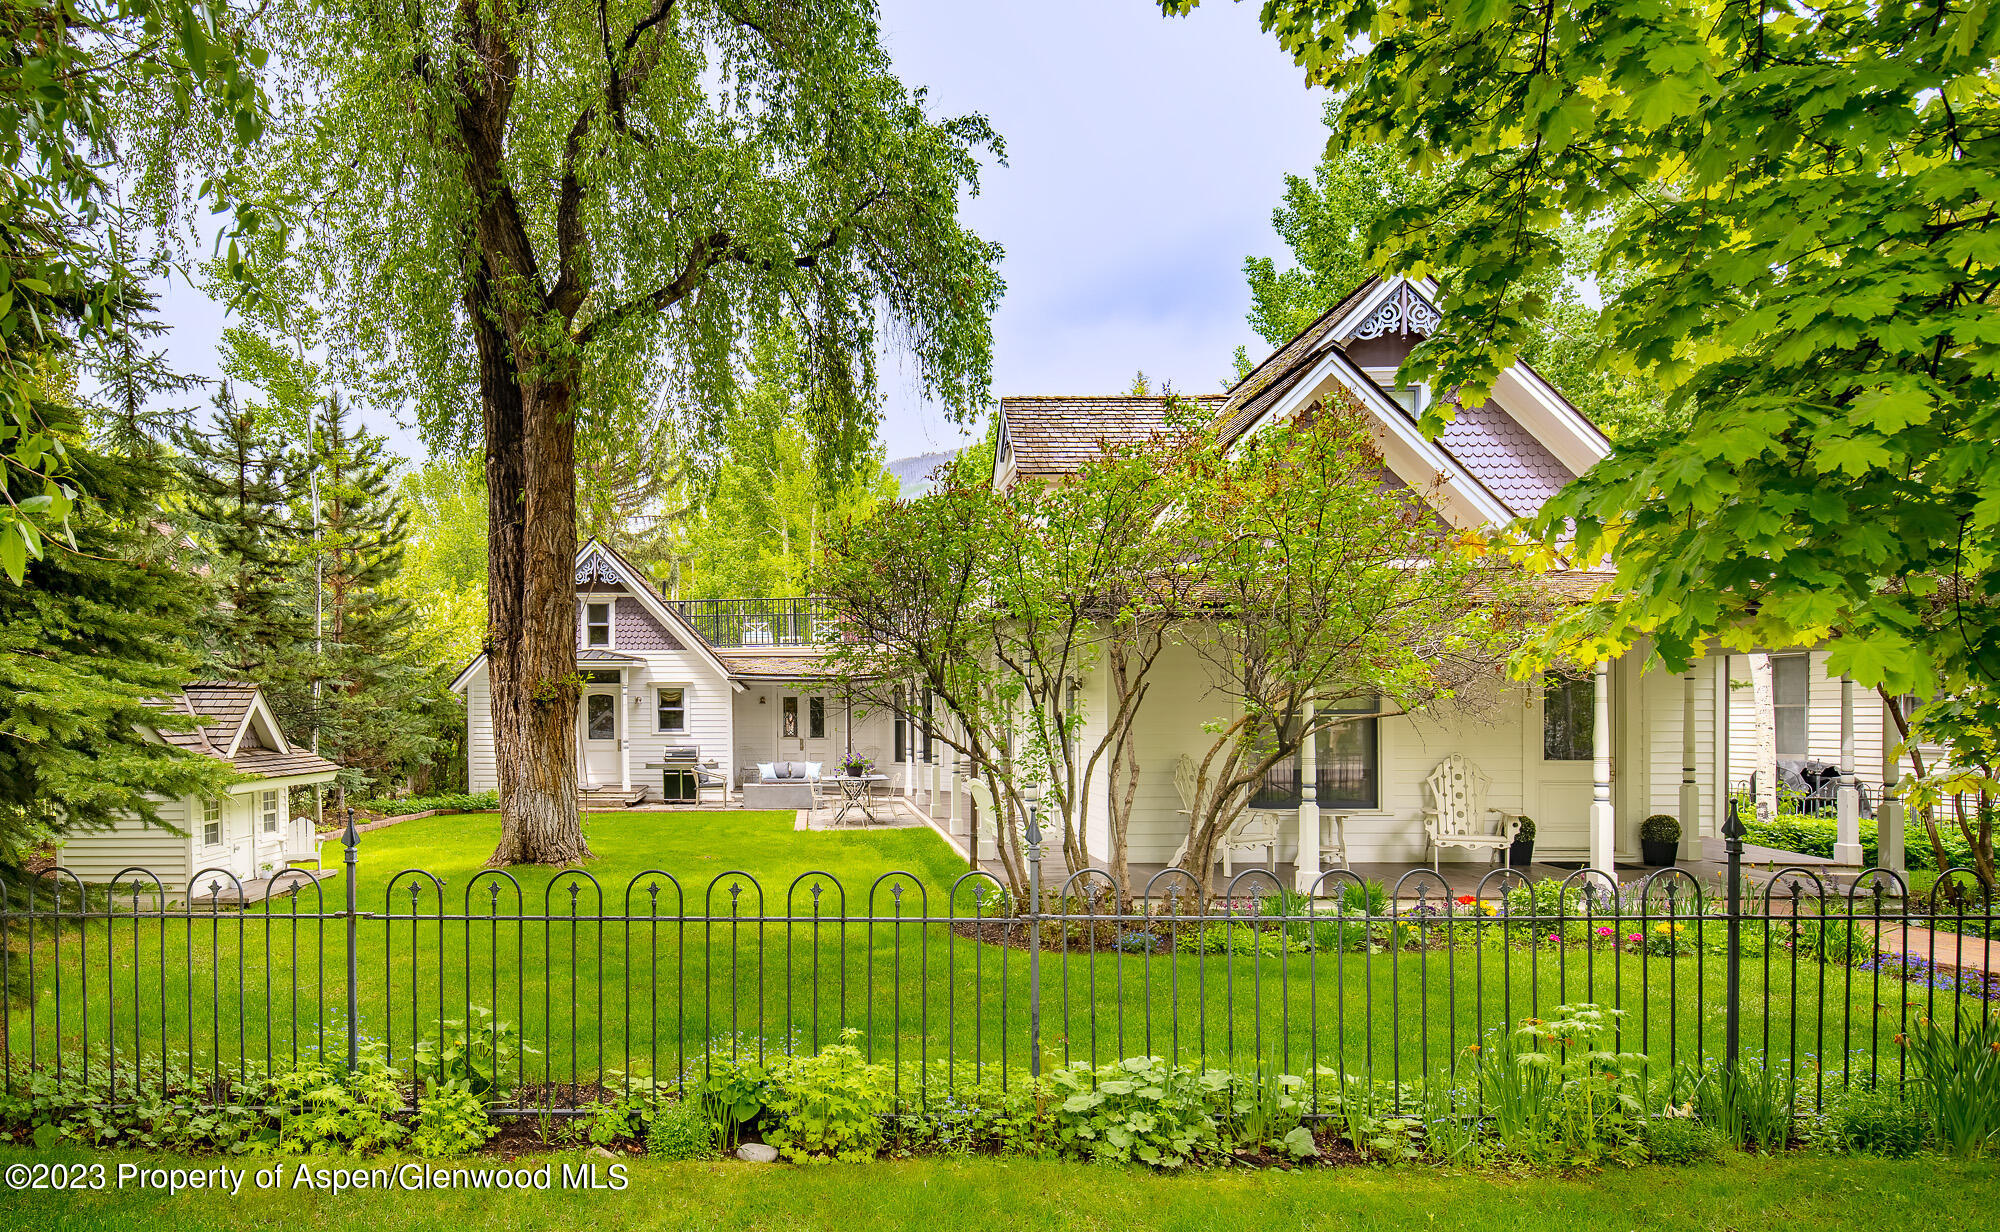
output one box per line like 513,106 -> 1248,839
831,775 -> 891,826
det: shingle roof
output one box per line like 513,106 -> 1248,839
1216,278 -> 1382,446
143,684 -> 338,782
1001,395 -> 1226,479
1436,402 -> 1578,519
232,747 -> 342,778
716,648 -> 845,680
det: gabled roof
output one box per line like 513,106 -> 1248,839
998,275 -> 1612,525
449,538 -> 740,692
142,683 -> 339,783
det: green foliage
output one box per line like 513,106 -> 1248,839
645,1099 -> 716,1160
1640,815 -> 1680,844
0,0 -> 269,584
1513,816 -> 1536,842
1689,1061 -> 1798,1154
1184,922 -> 1311,956
1746,817 -> 1971,872
1218,1066 -> 1317,1159
1044,1056 -> 1227,1169
388,455 -> 488,672
764,1035 -> 894,1163
265,1058 -> 408,1155
687,1054 -> 772,1150
1467,1005 -> 1649,1167
412,1007 -> 536,1098
1314,1075 -> 1421,1162
0,436 -> 235,866
1900,1006 -> 2000,1158
409,1080 -> 496,1158
351,791 -> 500,818
1503,879 -> 1588,942
1824,1088 -> 1924,1158
1641,1115 -> 1721,1166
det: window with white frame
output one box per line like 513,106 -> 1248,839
584,601 -> 613,648
262,789 -> 280,833
1773,653 -> 1810,759
656,686 -> 686,733
202,798 -> 223,847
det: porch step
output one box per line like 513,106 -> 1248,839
578,786 -> 647,811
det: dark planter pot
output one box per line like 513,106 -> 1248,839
1641,838 -> 1679,867
1508,839 -> 1534,868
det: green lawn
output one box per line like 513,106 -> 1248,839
0,1148 -> 1992,1232
2,810 -> 1974,1108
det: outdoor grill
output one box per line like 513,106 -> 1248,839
659,745 -> 702,804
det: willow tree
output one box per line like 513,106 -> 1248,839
260,0 -> 1003,862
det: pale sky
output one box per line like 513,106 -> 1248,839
149,1 -> 1329,463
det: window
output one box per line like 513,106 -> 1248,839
782,695 -> 799,738
580,668 -> 621,685
1542,672 -> 1595,761
202,798 -> 223,847
586,693 -> 615,740
1252,700 -> 1380,810
1773,654 -> 1809,759
261,790 -> 280,833
808,696 -> 825,740
656,687 -> 686,733
584,602 -> 612,648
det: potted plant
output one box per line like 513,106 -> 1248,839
836,754 -> 875,779
1640,814 -> 1681,866
1508,816 -> 1535,867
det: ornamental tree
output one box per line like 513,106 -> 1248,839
1173,397 -> 1542,894
258,0 -> 1004,862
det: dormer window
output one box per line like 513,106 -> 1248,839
585,602 -> 612,648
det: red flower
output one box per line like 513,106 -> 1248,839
1456,894 -> 1477,906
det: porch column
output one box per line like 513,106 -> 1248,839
1679,670 -> 1701,859
1294,701 -> 1321,894
1590,659 -> 1615,876
619,672 -> 631,791
1878,695 -> 1906,873
1835,676 -> 1863,865
904,683 -> 916,799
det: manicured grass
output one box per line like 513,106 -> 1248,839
3,811 -> 1976,1103
0,1148 -> 1993,1232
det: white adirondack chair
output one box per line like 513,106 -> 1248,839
1167,754 -> 1284,878
1421,754 -> 1524,872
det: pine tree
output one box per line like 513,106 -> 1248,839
179,389 -> 314,707
0,403 -> 233,873
309,396 -> 446,797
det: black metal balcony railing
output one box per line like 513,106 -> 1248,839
668,596 -> 837,648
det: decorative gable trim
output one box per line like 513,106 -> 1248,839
1343,280 -> 1441,341
575,548 -> 621,587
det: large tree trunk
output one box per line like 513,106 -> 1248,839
477,265 -> 590,866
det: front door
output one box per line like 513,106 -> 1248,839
778,692 -> 834,768
1529,673 -> 1595,857
581,688 -> 621,787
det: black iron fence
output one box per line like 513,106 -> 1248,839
2,813 -> 1994,1119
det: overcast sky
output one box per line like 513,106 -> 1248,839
149,1 -> 1329,463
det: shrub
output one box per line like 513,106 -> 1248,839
347,790 -> 499,818
1503,879 -> 1588,942
1513,816 -> 1535,842
409,1080 -> 495,1158
1642,1115 -> 1721,1164
1825,1087 -> 1924,1157
413,1006 -> 535,1097
1045,1056 -> 1227,1168
1184,922 -> 1309,956
764,1035 -> 893,1162
646,1100 -> 716,1160
1640,814 -> 1680,844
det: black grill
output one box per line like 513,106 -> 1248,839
659,746 -> 701,803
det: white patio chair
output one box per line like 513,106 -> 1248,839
1167,753 -> 1283,878
1421,754 -> 1524,873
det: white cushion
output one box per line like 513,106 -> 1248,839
757,762 -> 775,783
804,762 -> 823,781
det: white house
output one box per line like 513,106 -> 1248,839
58,682 -> 339,888
985,275 -> 1900,884
449,540 -> 902,804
